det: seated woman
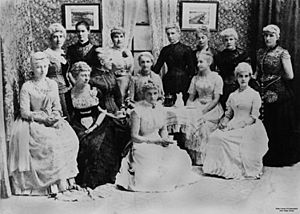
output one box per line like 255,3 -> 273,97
185,52 -> 224,165
128,52 -> 164,103
8,52 -> 79,196
70,61 -> 130,189
116,81 -> 199,192
89,47 -> 123,114
202,63 -> 269,179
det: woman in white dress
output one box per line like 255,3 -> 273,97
116,81 -> 199,192
202,62 -> 269,179
8,52 -> 79,195
185,52 -> 224,165
108,27 -> 134,105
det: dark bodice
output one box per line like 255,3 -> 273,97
153,42 -> 194,78
73,105 -> 99,120
193,46 -> 216,72
66,41 -> 98,69
215,47 -> 250,83
90,68 -> 122,113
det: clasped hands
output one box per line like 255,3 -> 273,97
147,137 -> 175,147
218,120 -> 246,131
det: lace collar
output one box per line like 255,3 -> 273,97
44,48 -> 66,64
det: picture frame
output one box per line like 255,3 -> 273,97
180,1 -> 219,31
62,3 -> 101,32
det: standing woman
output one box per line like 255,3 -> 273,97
108,27 -> 134,105
257,24 -> 299,166
66,20 -> 98,84
153,23 -> 194,104
193,26 -> 216,71
214,28 -> 251,109
44,23 -> 72,121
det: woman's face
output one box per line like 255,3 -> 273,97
264,32 -> 277,48
144,88 -> 159,105
223,36 -> 237,50
32,60 -> 49,80
76,24 -> 90,43
112,33 -> 125,48
236,71 -> 250,88
197,55 -> 210,73
139,56 -> 153,72
166,28 -> 180,44
196,33 -> 208,48
50,31 -> 65,49
76,71 -> 90,86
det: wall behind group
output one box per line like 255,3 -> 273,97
29,0 -> 252,55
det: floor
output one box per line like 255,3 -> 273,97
1,163 -> 300,214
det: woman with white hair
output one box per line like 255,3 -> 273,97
256,24 -> 299,166
214,28 -> 251,109
128,51 -> 164,102
44,23 -> 72,120
8,52 -> 79,196
202,62 -> 268,179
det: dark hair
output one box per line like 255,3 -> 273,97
75,20 -> 90,31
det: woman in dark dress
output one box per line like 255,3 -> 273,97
153,23 -> 194,104
66,20 -> 98,85
70,61 -> 130,188
44,23 -> 72,120
193,26 -> 216,71
214,28 -> 251,109
89,47 -> 123,114
256,24 -> 299,166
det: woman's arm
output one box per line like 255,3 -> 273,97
85,106 -> 107,134
186,94 -> 195,106
203,74 -> 223,114
122,49 -> 134,75
202,94 -> 220,114
282,51 -> 294,79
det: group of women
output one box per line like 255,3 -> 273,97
6,20 -> 299,196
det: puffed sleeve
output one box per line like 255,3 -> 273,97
214,73 -> 223,95
20,82 -> 31,120
250,90 -> 262,119
224,93 -> 234,120
281,49 -> 291,59
187,76 -> 197,96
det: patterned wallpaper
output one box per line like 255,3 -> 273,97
180,0 -> 252,52
28,0 -> 252,53
29,0 -> 102,52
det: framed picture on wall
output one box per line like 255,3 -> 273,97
62,3 -> 101,32
180,1 -> 219,31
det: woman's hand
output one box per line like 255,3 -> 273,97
85,124 -> 97,134
44,116 -> 59,127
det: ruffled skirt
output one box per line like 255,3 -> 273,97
202,119 -> 268,179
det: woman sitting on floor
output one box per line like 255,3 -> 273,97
116,81 -> 199,192
70,61 -> 130,189
202,62 -> 269,179
8,52 -> 79,196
